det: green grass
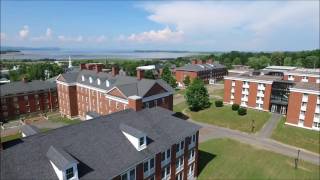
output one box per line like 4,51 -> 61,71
198,138 -> 320,179
211,89 -> 224,98
48,115 -> 82,125
0,133 -> 22,143
272,117 -> 320,154
174,89 -> 186,95
174,101 -> 271,133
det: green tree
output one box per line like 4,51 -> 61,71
247,57 -> 259,70
295,58 -> 303,67
305,56 -> 319,68
259,56 -> 271,69
271,52 -> 285,65
183,76 -> 191,87
161,66 -> 177,88
8,70 -> 20,81
144,70 -> 155,79
185,78 -> 210,111
232,57 -> 241,65
283,57 -> 292,66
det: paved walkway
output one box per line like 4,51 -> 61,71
191,119 -> 320,165
256,113 -> 282,138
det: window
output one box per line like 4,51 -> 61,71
89,77 -> 93,83
144,161 -> 149,172
161,166 -> 170,179
82,75 -> 85,81
166,149 -> 171,159
129,169 -> 135,180
97,78 -> 101,85
189,149 -> 195,161
121,174 -> 128,180
66,167 -> 74,179
139,137 -> 145,146
106,80 -> 110,87
150,158 -> 154,169
192,134 -> 196,142
176,157 -> 184,170
180,141 -> 184,150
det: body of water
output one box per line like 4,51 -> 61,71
1,49 -> 202,60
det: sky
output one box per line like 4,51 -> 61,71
0,0 -> 319,51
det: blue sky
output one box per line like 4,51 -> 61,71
1,1 -> 319,51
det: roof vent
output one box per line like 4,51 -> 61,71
120,124 -> 147,151
97,78 -> 101,85
81,75 -> 85,82
89,77 -> 93,83
106,80 -> 110,87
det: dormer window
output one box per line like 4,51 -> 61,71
89,77 -> 93,83
81,75 -> 85,81
120,124 -> 148,151
139,137 -> 145,146
97,78 -> 101,85
106,80 -> 110,87
66,167 -> 74,179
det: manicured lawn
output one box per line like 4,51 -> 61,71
174,101 -> 271,133
48,115 -> 82,125
198,138 -> 320,179
272,117 -> 320,154
211,89 -> 224,99
0,133 -> 22,143
174,89 -> 186,95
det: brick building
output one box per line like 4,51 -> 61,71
224,72 -> 320,131
286,83 -> 320,130
224,74 -> 282,112
283,68 -> 320,83
0,79 -> 58,121
1,107 -> 201,179
175,59 -> 227,88
56,63 -> 174,120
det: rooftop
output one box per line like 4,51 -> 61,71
0,80 -> 57,97
1,107 -> 200,179
57,70 -> 174,97
175,62 -> 226,72
225,74 -> 282,81
291,82 -> 320,92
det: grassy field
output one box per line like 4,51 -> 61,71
0,133 -> 22,143
272,117 -> 320,154
211,89 -> 224,99
48,115 -> 82,125
174,101 -> 271,133
198,138 -> 320,179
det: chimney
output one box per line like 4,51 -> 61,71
112,66 -> 119,76
80,63 -> 86,70
95,64 -> 103,73
197,60 -> 204,64
191,59 -> 197,65
207,59 -> 213,64
128,96 -> 143,111
137,69 -> 144,80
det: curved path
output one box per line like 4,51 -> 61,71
190,119 -> 320,165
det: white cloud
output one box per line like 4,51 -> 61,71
31,28 -> 53,41
0,32 -> 6,40
141,1 -> 319,50
19,25 -> 29,39
58,35 -> 84,42
126,27 -> 184,43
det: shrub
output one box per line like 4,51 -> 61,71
238,107 -> 247,116
232,104 -> 240,111
215,100 -> 223,107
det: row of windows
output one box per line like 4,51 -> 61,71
81,75 -> 110,87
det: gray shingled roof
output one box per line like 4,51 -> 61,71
46,146 -> 78,170
0,80 -> 57,97
175,63 -> 226,72
58,70 -> 174,97
1,107 -> 200,180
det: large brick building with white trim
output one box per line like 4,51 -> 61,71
56,63 -> 174,120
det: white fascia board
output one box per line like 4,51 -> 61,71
105,94 -> 129,104
224,76 -> 274,84
142,92 -> 173,102
289,88 -> 320,95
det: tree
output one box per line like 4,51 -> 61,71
144,70 -> 155,79
183,76 -> 191,87
9,70 -> 20,81
232,57 -> 241,65
295,58 -> 303,67
305,56 -> 319,68
247,57 -> 260,70
161,66 -> 177,88
271,52 -> 284,66
185,78 -> 210,111
283,57 -> 292,66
